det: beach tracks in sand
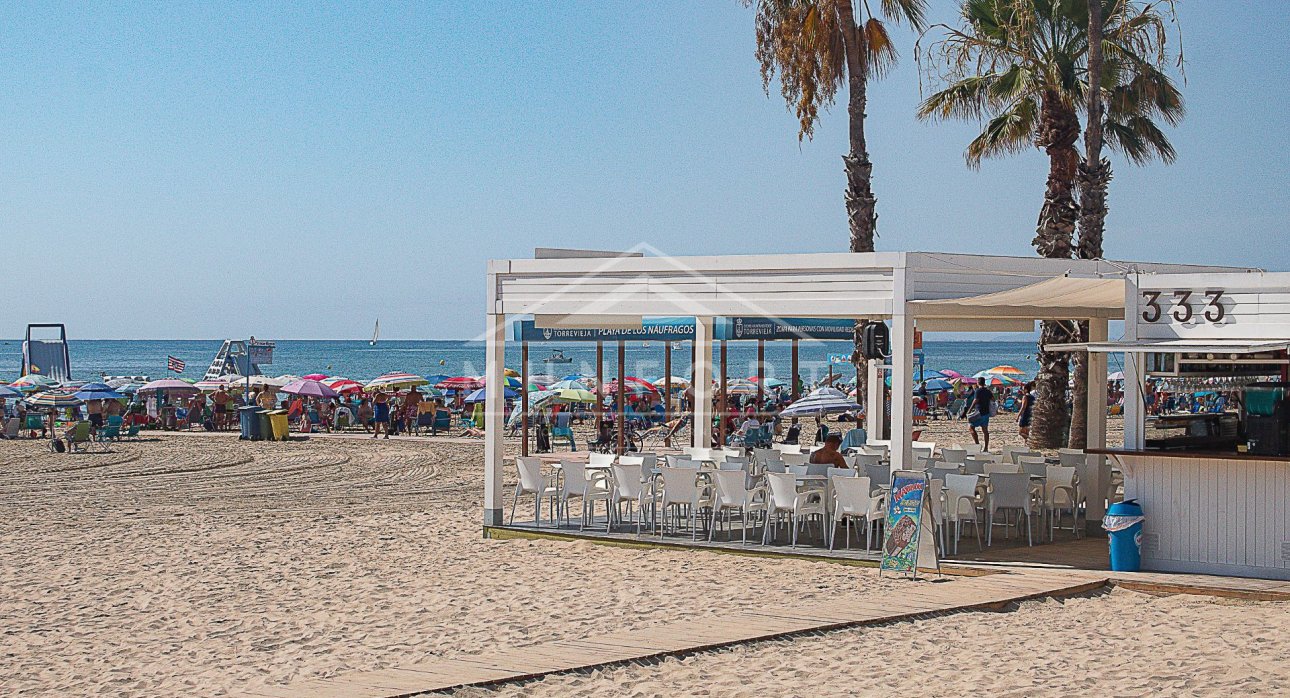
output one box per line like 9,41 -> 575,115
0,437 -> 461,520
245,570 -> 1106,698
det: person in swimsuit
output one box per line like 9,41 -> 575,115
1016,381 -> 1037,444
809,433 -> 848,469
372,389 -> 391,439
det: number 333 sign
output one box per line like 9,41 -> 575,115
1141,290 -> 1227,324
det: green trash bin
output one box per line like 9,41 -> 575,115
267,410 -> 290,441
257,409 -> 271,441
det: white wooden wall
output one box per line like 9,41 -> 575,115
1121,453 -> 1290,580
1135,271 -> 1290,340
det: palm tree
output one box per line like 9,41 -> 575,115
752,0 -> 926,419
753,0 -> 927,254
917,0 -> 1182,448
1070,0 -> 1182,447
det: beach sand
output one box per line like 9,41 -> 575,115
3,420 -> 1282,698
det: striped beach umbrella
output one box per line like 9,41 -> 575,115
553,388 -> 598,403
281,379 -> 340,399
11,375 -> 57,392
24,392 -> 84,409
322,377 -> 365,394
778,387 -> 862,418
599,377 -> 659,398
367,372 -> 429,390
138,379 -> 199,394
987,365 -> 1026,375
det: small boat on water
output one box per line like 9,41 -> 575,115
543,350 -> 573,364
370,319 -> 380,347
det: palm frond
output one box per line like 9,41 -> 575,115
862,18 -> 900,78
965,96 -> 1039,168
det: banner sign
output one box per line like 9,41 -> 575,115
248,342 -> 274,365
514,317 -> 695,343
715,317 -> 857,341
879,471 -> 940,578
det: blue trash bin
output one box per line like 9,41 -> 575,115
238,406 -> 263,441
1104,499 -> 1145,572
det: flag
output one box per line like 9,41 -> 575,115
167,356 -> 186,373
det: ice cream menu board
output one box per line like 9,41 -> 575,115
879,471 -> 939,578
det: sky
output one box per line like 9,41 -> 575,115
2,1 -> 1287,340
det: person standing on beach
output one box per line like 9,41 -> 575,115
372,389 -> 391,439
212,387 -> 230,430
968,377 -> 994,452
1016,381 -> 1037,445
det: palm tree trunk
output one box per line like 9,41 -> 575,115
1071,0 -> 1112,449
835,2 -> 878,409
1030,92 -> 1081,449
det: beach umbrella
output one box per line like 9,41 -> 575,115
481,375 -> 522,389
506,390 -> 561,427
919,377 -> 954,392
561,374 -> 589,382
987,365 -> 1026,375
747,376 -> 786,388
436,376 -> 483,391
529,373 -> 559,385
981,374 -> 1022,387
302,373 -> 329,381
937,369 -> 966,380
138,379 -> 199,394
0,385 -> 23,399
193,379 -> 231,392
1108,370 -> 1126,381
503,368 -> 520,378
724,379 -> 758,396
275,374 -> 302,384
464,387 -> 516,403
599,377 -> 660,398
553,388 -> 598,403
779,387 -> 863,418
113,382 -> 145,394
24,392 -> 83,409
547,379 -> 589,391
425,374 -> 453,386
419,386 -> 446,399
281,379 -> 340,399
322,377 -> 366,394
367,372 -> 430,390
73,383 -> 125,401
11,375 -> 56,391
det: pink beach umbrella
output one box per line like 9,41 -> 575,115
281,379 -> 340,399
436,376 -> 484,391
138,379 -> 200,394
302,373 -> 329,381
322,377 -> 365,394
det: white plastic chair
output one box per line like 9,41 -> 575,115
1058,449 -> 1085,468
773,443 -> 802,455
829,475 -> 883,550
863,464 -> 890,493
984,462 -> 1021,476
610,463 -> 647,534
852,452 -> 884,468
916,456 -> 940,471
962,457 -> 988,475
780,453 -> 808,466
1006,448 -> 1041,464
763,471 -> 826,547
940,447 -> 967,464
960,443 -> 984,457
912,446 -> 934,462
510,456 -> 558,526
1045,465 -> 1081,541
826,466 -> 855,480
942,473 -> 982,554
1017,456 -> 1048,478
861,444 -> 888,459
559,460 -> 613,531
786,464 -> 808,477
709,469 -> 765,544
588,452 -> 617,467
618,455 -> 645,467
659,466 -> 709,540
987,472 -> 1040,546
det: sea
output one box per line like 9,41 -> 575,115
0,339 -> 1046,385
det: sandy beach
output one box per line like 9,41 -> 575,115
2,426 -> 1284,697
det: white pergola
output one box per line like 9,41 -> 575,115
482,251 -> 1251,527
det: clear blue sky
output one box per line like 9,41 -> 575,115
3,1 -> 1287,339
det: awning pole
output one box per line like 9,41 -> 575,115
719,340 -> 728,446
617,340 -> 626,455
521,341 -> 529,457
756,339 -> 765,421
664,346 -> 672,425
595,342 -> 603,432
791,339 -> 800,401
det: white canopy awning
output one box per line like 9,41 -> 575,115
1048,338 -> 1290,354
912,277 -> 1125,321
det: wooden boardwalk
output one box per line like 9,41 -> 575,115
237,569 -> 1106,698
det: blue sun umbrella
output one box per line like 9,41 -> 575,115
0,385 -> 23,399
464,387 -> 517,403
74,383 -> 126,401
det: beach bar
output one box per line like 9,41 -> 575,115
1057,271 -> 1290,580
483,250 -> 1248,536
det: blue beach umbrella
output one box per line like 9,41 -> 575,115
74,383 -> 126,401
425,374 -> 452,386
0,385 -> 22,399
464,387 -> 517,403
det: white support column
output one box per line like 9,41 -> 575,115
1086,318 -> 1110,524
483,312 -> 506,527
1123,352 -> 1144,449
692,316 -> 713,448
866,357 -> 882,442
890,314 -> 915,471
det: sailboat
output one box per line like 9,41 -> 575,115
369,319 -> 380,346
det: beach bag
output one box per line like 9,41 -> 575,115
989,400 -> 999,417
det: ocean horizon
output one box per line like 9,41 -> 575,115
0,338 -> 1061,385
